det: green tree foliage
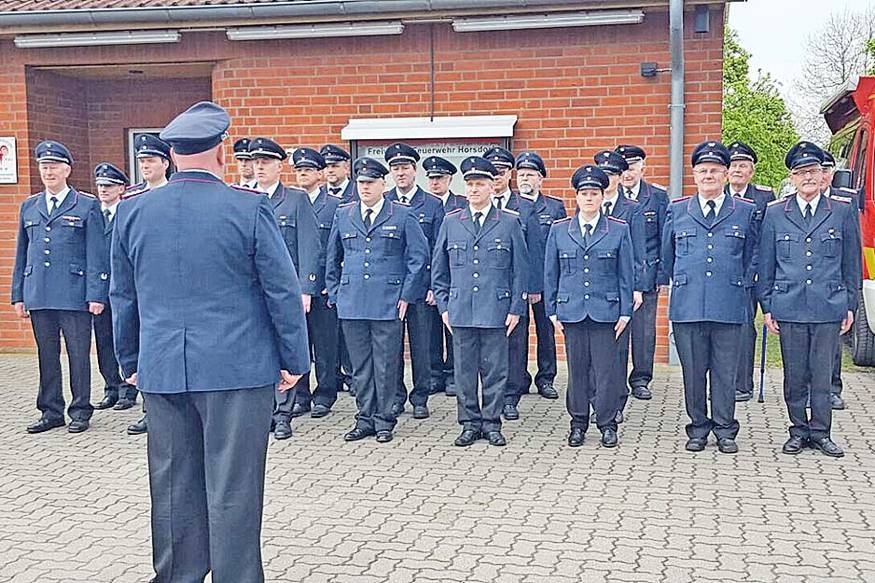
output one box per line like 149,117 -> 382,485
868,38 -> 875,74
723,29 -> 799,190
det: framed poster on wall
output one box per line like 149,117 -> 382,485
0,137 -> 18,184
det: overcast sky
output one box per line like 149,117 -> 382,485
728,0 -> 872,96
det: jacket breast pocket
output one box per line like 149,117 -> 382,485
449,241 -> 468,267
674,229 -> 697,256
724,229 -> 746,253
597,249 -> 618,273
488,240 -> 511,269
379,229 -> 403,254
643,212 -> 659,234
558,248 -> 577,275
672,273 -> 688,288
70,263 -> 85,277
277,215 -> 297,229
776,233 -> 799,258
821,232 -> 841,257
341,231 -> 359,252
417,214 -> 434,238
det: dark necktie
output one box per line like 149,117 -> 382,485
399,194 -> 409,205
474,211 -> 483,233
583,223 -> 593,246
103,208 -> 111,225
330,187 -> 341,196
603,201 -> 613,216
626,187 -> 634,200
364,208 -> 373,229
705,200 -> 716,225
494,196 -> 504,210
804,202 -> 813,225
49,196 -> 59,216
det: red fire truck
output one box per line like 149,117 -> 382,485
822,75 -> 875,365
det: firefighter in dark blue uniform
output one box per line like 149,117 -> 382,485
757,142 -> 861,458
594,150 -> 646,424
659,141 -> 758,455
819,150 -> 860,410
233,137 -> 256,188
12,141 -> 108,435
325,157 -> 430,443
724,140 -> 775,402
432,156 -> 530,447
384,142 -> 445,419
422,155 -> 465,397
291,147 -> 341,420
545,164 -> 635,448
615,144 -> 669,401
248,137 -> 321,439
91,162 -> 139,413
111,101 -> 311,581
482,146 -> 544,420
515,151 -> 566,401
321,144 -> 357,392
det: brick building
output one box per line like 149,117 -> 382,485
0,0 -> 730,360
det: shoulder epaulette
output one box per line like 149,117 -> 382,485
446,208 -> 463,215
650,182 -> 666,191
670,195 -> 693,203
767,198 -> 785,207
78,190 -> 96,198
230,184 -> 263,195
553,216 -> 572,223
831,195 -> 853,204
837,186 -> 858,195
734,197 -> 755,206
425,192 -> 442,202
27,191 -> 41,199
338,201 -> 357,208
607,216 -> 627,224
502,208 -> 520,215
754,184 -> 773,192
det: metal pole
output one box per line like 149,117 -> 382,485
667,0 -> 685,365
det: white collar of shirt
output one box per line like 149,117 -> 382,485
262,181 -> 280,198
520,190 -> 539,202
437,192 -> 450,206
469,205 -> 491,226
578,211 -> 601,235
146,177 -> 169,189
627,181 -> 641,200
698,193 -> 726,216
361,196 -> 385,222
307,187 -> 320,205
45,186 -> 70,207
328,179 -> 348,195
797,193 -> 821,215
101,200 -> 120,219
730,184 -> 749,198
493,189 -> 512,208
396,186 -> 416,202
821,186 -> 832,198
603,191 -> 620,213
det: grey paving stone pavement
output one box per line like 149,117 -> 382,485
1,354 -> 874,582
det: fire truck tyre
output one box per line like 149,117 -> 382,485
851,299 -> 875,366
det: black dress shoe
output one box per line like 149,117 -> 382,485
26,417 -> 65,434
735,390 -> 753,402
717,438 -> 738,454
128,416 -> 147,435
445,383 -> 457,397
310,404 -> 331,418
113,398 -> 136,411
630,386 -> 652,400
811,436 -> 844,458
290,402 -> 310,418
454,429 -> 480,447
412,405 -> 430,419
830,394 -> 846,410
390,403 -> 405,417
685,437 -> 707,452
375,430 -> 393,443
274,419 -> 293,440
538,384 -> 559,400
94,395 -> 118,410
600,428 -> 619,448
344,427 -> 374,442
486,431 -> 507,446
68,419 -> 90,433
568,428 -> 585,447
502,404 -> 519,421
782,435 -> 808,454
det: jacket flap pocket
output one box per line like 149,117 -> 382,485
380,230 -> 401,239
556,294 -> 570,303
340,275 -> 350,284
387,277 -> 402,285
70,264 -> 85,276
773,281 -> 789,292
821,232 -> 841,242
829,281 -> 846,292
449,288 -> 459,298
606,292 -> 619,301
675,228 -> 697,239
559,248 -> 577,259
488,241 -> 509,251
725,230 -> 746,239
24,265 -> 33,276
777,233 -> 799,242
597,250 -> 616,259
449,241 -> 468,251
729,276 -> 744,287
496,289 -> 511,299
672,273 -> 688,286
341,231 -> 357,240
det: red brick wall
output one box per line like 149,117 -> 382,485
0,6 -> 725,358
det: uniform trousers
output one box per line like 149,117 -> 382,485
779,321 -> 840,441
93,304 -> 137,401
453,327 -> 507,433
395,302 -> 433,408
144,385 -> 274,583
673,321 -> 741,440
564,319 -> 620,432
343,319 -> 402,433
30,309 -> 93,422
